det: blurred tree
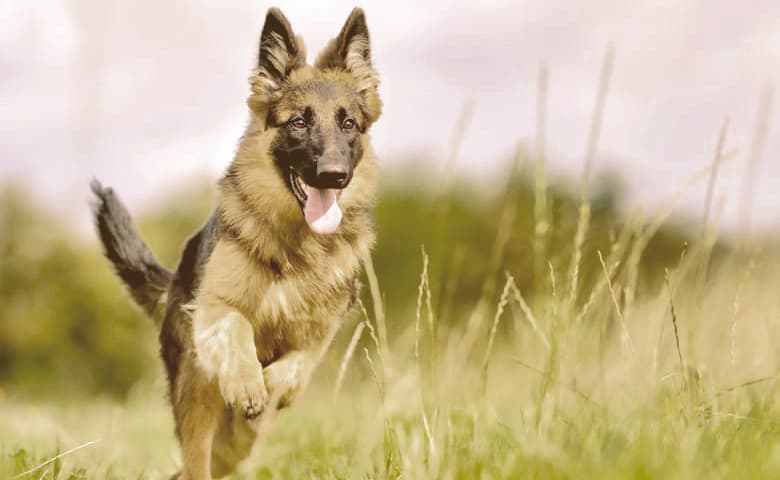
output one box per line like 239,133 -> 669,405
0,187 -> 157,397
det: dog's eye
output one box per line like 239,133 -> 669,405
290,118 -> 306,129
341,118 -> 356,130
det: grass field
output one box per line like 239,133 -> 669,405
2,60 -> 777,478
2,231 -> 780,479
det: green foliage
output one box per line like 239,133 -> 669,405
372,169 -> 695,331
0,188 -> 159,397
5,446 -> 91,479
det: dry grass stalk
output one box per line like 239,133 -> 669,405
731,254 -> 757,368
362,252 -> 388,356
334,320 -> 366,398
598,250 -> 632,355
664,269 -> 687,394
13,440 -> 101,479
567,43 -> 616,313
508,274 -> 550,350
481,275 -> 515,395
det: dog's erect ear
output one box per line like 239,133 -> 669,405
249,8 -> 306,108
316,8 -> 382,123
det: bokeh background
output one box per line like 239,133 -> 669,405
2,0 -> 779,393
1,2 -> 780,476
2,0 -> 779,229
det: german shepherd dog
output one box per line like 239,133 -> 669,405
91,7 -> 381,479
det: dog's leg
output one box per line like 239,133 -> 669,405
172,356 -> 224,480
264,336 -> 339,408
210,406 -> 260,477
262,317 -> 343,408
178,401 -> 219,480
263,350 -> 313,408
204,349 -> 323,476
193,303 -> 268,418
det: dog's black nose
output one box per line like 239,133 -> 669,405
316,169 -> 349,189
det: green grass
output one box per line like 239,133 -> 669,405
3,237 -> 780,479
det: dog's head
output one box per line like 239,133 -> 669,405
246,8 -> 381,235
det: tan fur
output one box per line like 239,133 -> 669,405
161,8 -> 381,480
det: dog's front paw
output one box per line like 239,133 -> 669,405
263,357 -> 306,409
220,364 -> 268,419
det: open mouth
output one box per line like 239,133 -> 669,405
289,169 -> 308,204
289,168 -> 344,235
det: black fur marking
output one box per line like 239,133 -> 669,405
159,212 -> 219,393
157,314 -> 185,395
348,277 -> 361,308
350,133 -> 364,168
336,107 -> 347,124
337,9 -> 370,61
317,8 -> 371,71
90,180 -> 172,319
257,8 -> 301,81
270,101 -> 363,194
269,259 -> 283,278
223,162 -> 240,183
219,217 -> 288,277
175,213 -> 219,295
220,218 -> 261,258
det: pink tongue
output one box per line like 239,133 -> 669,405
303,186 -> 342,234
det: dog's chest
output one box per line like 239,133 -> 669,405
255,254 -> 355,322
251,246 -> 361,359
201,237 -> 362,357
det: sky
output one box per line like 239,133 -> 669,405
1,0 -> 778,232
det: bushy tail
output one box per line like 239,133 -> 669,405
90,180 -> 172,324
